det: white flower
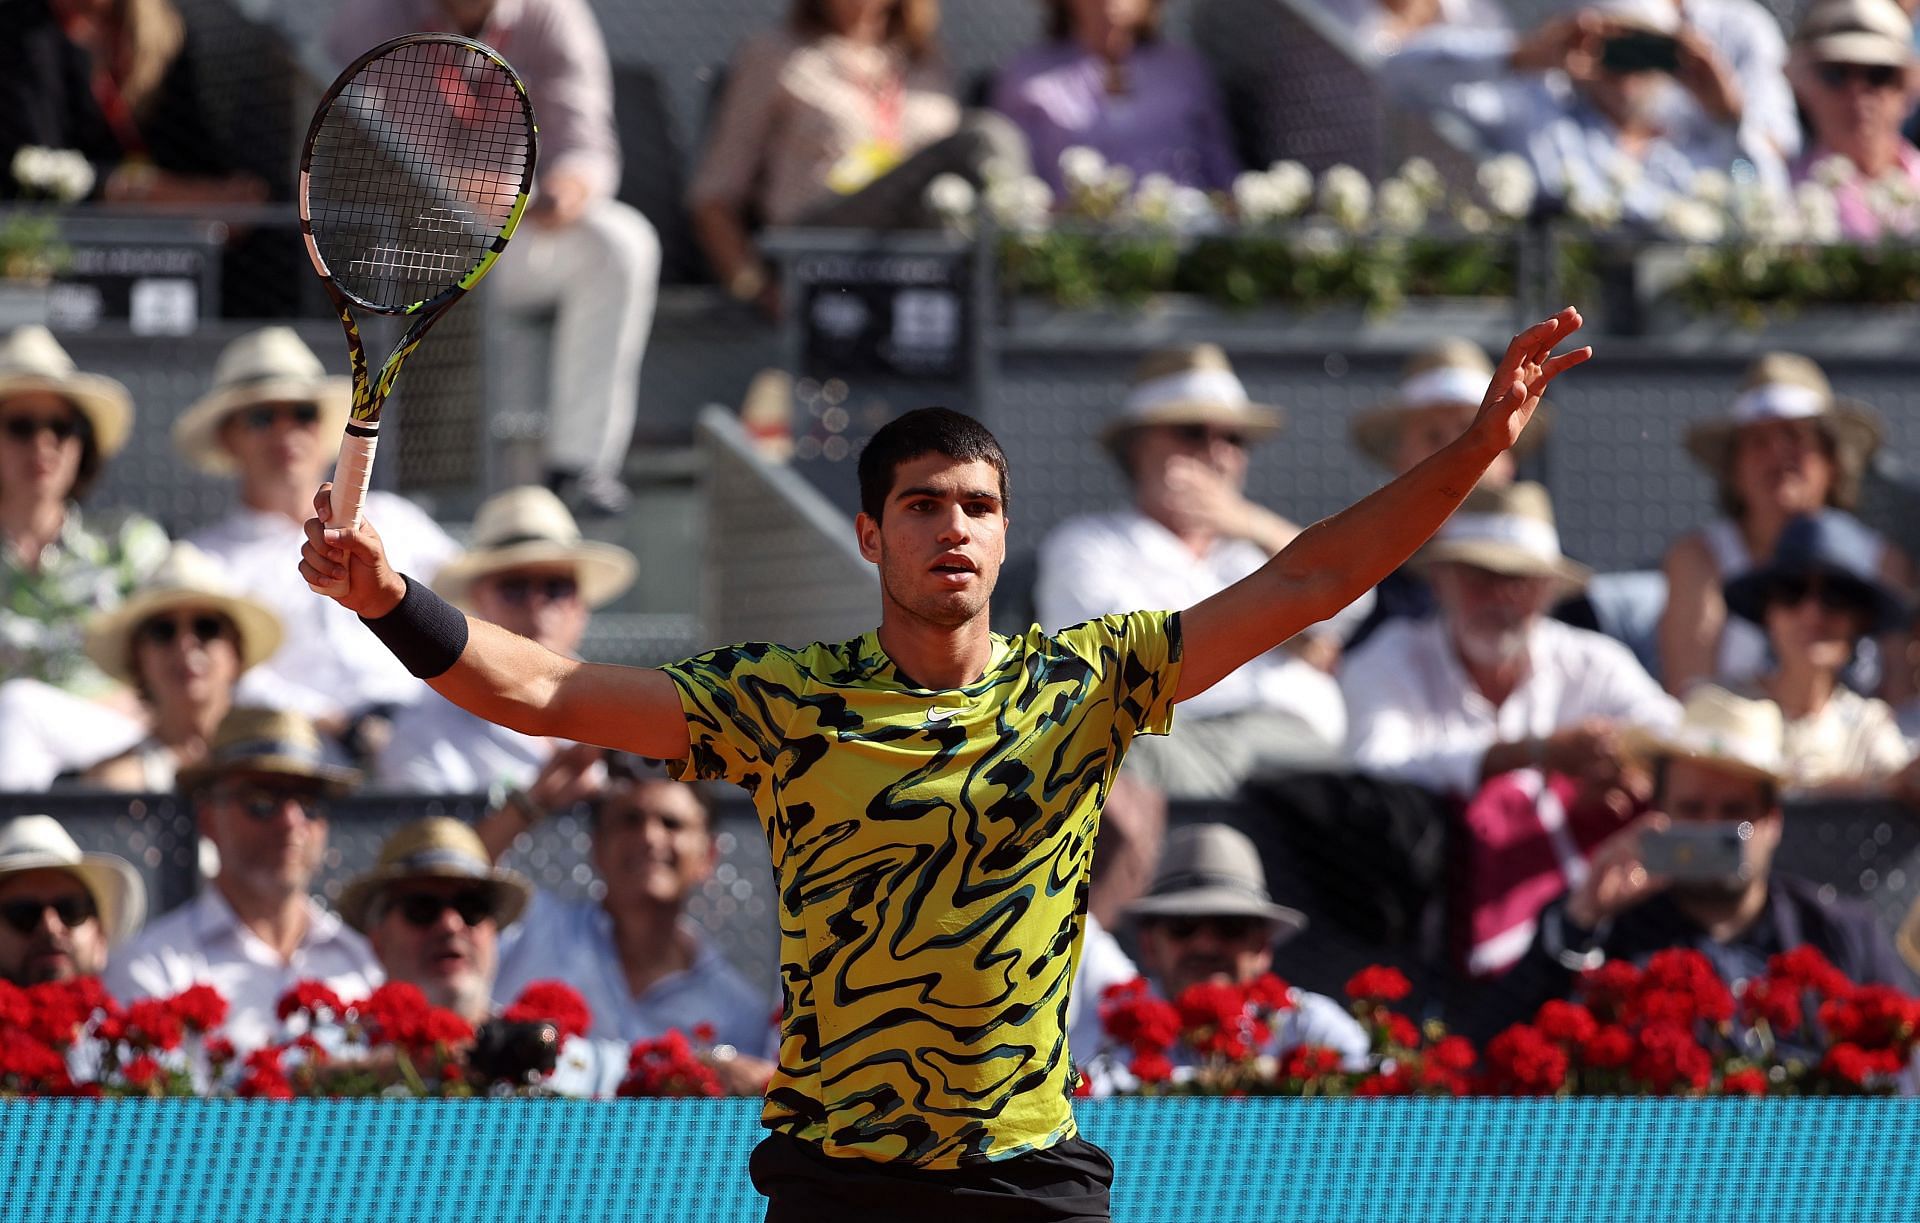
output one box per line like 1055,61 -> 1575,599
1166,185 -> 1221,234
985,174 -> 1053,232
1058,146 -> 1108,193
1690,169 -> 1732,207
10,146 -> 93,202
1376,178 -> 1426,235
1290,224 -> 1347,258
1729,181 -> 1799,242
1477,154 -> 1536,221
1566,183 -> 1620,228
1793,181 -> 1841,243
1129,172 -> 1178,224
924,173 -> 977,224
1397,157 -> 1444,205
1267,161 -> 1314,215
1809,155 -> 1856,189
1453,202 -> 1493,234
1318,164 -> 1372,232
1661,198 -> 1725,243
1098,164 -> 1135,201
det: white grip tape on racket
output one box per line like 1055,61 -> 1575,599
330,430 -> 379,531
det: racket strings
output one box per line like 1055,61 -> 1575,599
308,41 -> 532,310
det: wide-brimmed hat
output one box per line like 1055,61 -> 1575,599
1626,685 -> 1787,785
433,486 -> 638,610
172,327 -> 352,475
1683,353 -> 1883,508
177,706 -> 361,795
1123,824 -> 1307,942
336,816 -> 532,933
1415,481 -> 1591,589
1351,339 -> 1548,470
82,542 -> 284,687
1723,510 -> 1909,633
0,325 -> 134,458
0,814 -> 147,945
1098,344 -> 1285,460
1794,0 -> 1913,67
1592,0 -> 1683,33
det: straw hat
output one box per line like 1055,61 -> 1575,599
433,486 -> 638,610
177,706 -> 361,795
337,817 -> 532,933
1350,338 -> 1548,470
1591,0 -> 1683,32
1795,0 -> 1914,67
82,543 -> 284,687
0,325 -> 134,458
1416,481 -> 1591,589
1625,685 -> 1787,785
171,327 -> 352,475
0,814 -> 147,945
1097,344 -> 1285,459
1722,509 -> 1909,634
1123,824 -> 1307,942
1683,353 -> 1883,508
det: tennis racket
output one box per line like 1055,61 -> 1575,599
299,33 -> 538,529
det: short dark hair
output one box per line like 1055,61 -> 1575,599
588,755 -> 714,832
857,407 -> 1010,522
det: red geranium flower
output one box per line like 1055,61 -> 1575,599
1354,1068 -> 1414,1096
618,1029 -> 725,1098
502,981 -> 593,1043
25,977 -> 115,1048
356,982 -> 432,1048
1345,966 -> 1412,1005
1630,1024 -> 1712,1094
1280,1045 -> 1345,1079
1245,973 -> 1294,1013
1578,1024 -> 1636,1071
1483,1024 -> 1568,1095
1534,1000 -> 1598,1047
167,984 -> 228,1034
1719,1067 -> 1768,1096
1738,976 -> 1802,1037
1101,989 -> 1181,1055
0,1029 -> 69,1088
121,1054 -> 162,1088
1383,1012 -> 1422,1050
1430,1035 -> 1478,1073
276,981 -> 346,1025
1767,946 -> 1852,998
421,1008 -> 474,1047
1578,961 -> 1643,1023
205,1037 -> 237,1065
121,999 -> 184,1051
1129,1049 -> 1175,1084
0,979 -> 27,1030
1819,985 -> 1920,1051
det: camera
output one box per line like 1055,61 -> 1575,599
468,1019 -> 561,1085
1599,30 -> 1680,75
1639,821 -> 1753,883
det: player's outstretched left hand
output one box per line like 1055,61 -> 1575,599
1476,307 -> 1591,452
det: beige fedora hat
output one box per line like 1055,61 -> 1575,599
0,325 -> 134,458
1795,0 -> 1914,68
1123,824 -> 1307,942
1351,338 -> 1548,470
172,327 -> 352,475
1098,344 -> 1285,459
1684,353 -> 1883,509
0,814 -> 147,945
337,816 -> 532,933
434,485 -> 638,610
177,705 -> 361,795
1416,481 -> 1591,589
82,542 -> 284,687
1625,684 -> 1786,785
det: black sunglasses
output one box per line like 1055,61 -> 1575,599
390,889 -> 495,929
1158,914 -> 1264,942
1768,575 -> 1872,615
138,613 -> 232,647
1817,62 -> 1903,90
1170,423 -> 1248,449
493,574 -> 580,605
0,895 -> 98,935
241,403 -> 322,431
0,415 -> 81,444
216,786 -> 327,821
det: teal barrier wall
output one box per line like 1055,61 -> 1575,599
4,1098 -> 1916,1221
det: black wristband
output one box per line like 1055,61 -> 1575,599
360,575 -> 470,679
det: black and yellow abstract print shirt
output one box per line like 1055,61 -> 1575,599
661,611 -> 1182,1168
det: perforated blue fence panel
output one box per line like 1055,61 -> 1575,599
6,1098 -> 1920,1222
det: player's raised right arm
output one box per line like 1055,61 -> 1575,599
298,486 -> 692,761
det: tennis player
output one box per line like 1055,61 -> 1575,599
301,308 -> 1589,1221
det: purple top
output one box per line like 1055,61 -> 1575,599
991,40 -> 1242,193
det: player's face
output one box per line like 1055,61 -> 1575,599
0,391 -> 84,507
1137,912 -> 1274,1001
133,607 -> 241,715
857,455 -> 1007,631
217,399 -> 327,487
371,878 -> 499,1023
0,868 -> 107,986
199,771 -> 331,904
591,780 -> 715,910
469,564 -> 589,655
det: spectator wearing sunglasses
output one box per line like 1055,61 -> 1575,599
106,706 -> 379,1051
1789,0 -> 1920,240
1036,343 -> 1358,925
0,814 -> 145,987
376,485 -> 636,805
338,817 -> 626,1096
177,328 -> 457,755
487,759 -> 775,1090
1724,510 -> 1919,793
1079,824 -> 1367,1094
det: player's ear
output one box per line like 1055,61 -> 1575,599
855,512 -> 883,564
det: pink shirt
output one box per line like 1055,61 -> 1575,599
1793,143 -> 1920,242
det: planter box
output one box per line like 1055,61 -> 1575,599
998,294 -> 1523,353
1636,299 -> 1920,358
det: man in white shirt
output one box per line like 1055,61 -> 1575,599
1342,482 -> 1680,975
0,815 -> 145,986
106,706 -> 381,1050
174,328 -> 458,745
375,485 -> 635,798
484,757 -> 775,1093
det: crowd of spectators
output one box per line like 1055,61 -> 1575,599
7,0 -> 1920,1094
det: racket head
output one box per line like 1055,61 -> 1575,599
299,34 -> 538,319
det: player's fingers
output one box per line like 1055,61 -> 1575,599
299,543 -> 347,581
298,557 -> 345,592
314,483 -> 335,522
1535,346 -> 1594,386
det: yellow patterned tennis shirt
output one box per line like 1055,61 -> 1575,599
661,611 -> 1182,1169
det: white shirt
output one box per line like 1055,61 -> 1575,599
376,694 -> 553,793
1780,685 -> 1914,790
495,891 -> 773,1054
188,492 -> 457,719
1034,509 -> 1352,744
104,889 -> 382,1052
1342,615 -> 1681,796
1067,914 -> 1139,1065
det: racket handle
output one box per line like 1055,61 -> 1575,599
329,430 -> 379,531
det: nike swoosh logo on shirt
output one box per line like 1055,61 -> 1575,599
927,706 -> 961,722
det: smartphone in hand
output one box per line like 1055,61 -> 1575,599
1600,30 -> 1681,74
1639,820 -> 1754,883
